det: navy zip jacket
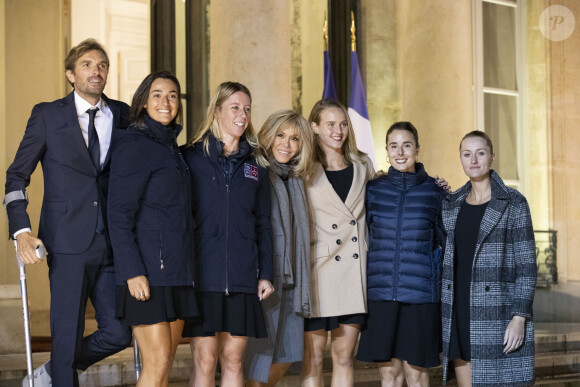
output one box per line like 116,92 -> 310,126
366,163 -> 446,303
182,134 -> 273,294
108,115 -> 195,286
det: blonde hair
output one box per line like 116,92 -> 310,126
307,98 -> 366,169
187,81 -> 266,166
258,110 -> 314,178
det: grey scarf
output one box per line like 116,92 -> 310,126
269,160 -> 312,317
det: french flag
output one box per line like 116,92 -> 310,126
348,51 -> 377,170
322,50 -> 337,100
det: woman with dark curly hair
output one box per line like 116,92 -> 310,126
108,71 -> 198,386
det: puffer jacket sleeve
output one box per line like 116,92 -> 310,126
108,134 -> 150,282
436,190 -> 447,251
255,166 -> 273,281
511,194 -> 537,319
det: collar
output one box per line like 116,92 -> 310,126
73,90 -> 106,115
446,169 -> 510,202
209,133 -> 252,161
386,162 -> 428,187
130,114 -> 181,145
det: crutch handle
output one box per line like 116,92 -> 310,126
14,240 -> 46,268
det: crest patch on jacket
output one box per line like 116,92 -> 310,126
244,163 -> 258,181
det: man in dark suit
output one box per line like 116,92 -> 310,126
4,39 -> 132,387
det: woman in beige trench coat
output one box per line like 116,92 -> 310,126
301,99 -> 374,387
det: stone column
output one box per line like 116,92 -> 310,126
397,0 -> 473,188
0,0 -> 70,344
208,0 -> 293,129
549,1 -> 580,281
361,0 -> 398,172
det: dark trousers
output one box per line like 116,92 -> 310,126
48,232 -> 132,387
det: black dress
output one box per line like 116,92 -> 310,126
448,201 -> 488,361
304,164 -> 365,331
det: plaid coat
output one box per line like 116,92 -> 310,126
441,171 -> 536,386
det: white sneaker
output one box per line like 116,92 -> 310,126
22,361 -> 52,387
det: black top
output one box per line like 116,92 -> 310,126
449,200 -> 488,360
325,164 -> 354,203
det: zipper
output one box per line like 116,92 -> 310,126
224,167 -> 231,296
393,173 -> 406,300
176,145 -> 194,287
159,231 -> 165,270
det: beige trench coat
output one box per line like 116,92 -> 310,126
307,158 -> 374,317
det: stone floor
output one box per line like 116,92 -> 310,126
1,322 -> 580,386
1,282 -> 580,386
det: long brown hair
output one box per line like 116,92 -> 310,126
130,71 -> 183,127
308,98 -> 366,169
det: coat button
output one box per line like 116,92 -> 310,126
332,224 -> 338,229
353,253 -> 359,259
335,256 -> 341,261
352,236 -> 357,242
336,239 -> 342,245
485,286 -> 490,292
350,220 -> 356,226
93,201 -> 98,206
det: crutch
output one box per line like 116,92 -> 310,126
133,338 -> 141,380
15,241 -> 46,387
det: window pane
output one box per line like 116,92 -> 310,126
484,93 -> 518,180
483,2 -> 517,90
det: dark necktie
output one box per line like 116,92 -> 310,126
87,107 -> 105,233
87,107 -> 100,171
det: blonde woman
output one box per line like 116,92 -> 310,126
181,82 -> 274,387
244,110 -> 314,386
441,131 -> 536,386
302,99 -> 374,387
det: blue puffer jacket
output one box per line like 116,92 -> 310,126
108,114 -> 195,286
366,163 -> 446,303
182,134 -> 273,294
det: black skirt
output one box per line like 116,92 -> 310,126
356,300 -> 441,368
115,285 -> 199,327
182,291 -> 267,338
304,313 -> 366,332
448,304 -> 471,361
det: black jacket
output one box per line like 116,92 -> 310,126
108,115 -> 195,286
182,134 -> 273,294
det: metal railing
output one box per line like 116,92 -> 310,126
535,230 -> 558,287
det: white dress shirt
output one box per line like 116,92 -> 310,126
74,91 -> 114,168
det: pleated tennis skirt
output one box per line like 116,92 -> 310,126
115,284 -> 199,327
182,291 -> 267,338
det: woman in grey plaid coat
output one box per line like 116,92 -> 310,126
441,131 -> 536,386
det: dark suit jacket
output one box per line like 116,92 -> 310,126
5,92 -> 130,255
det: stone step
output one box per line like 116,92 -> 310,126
1,345 -> 580,386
